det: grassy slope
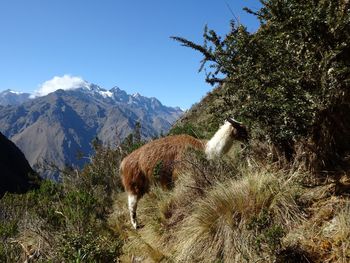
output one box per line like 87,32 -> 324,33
1,86 -> 349,262
110,86 -> 350,263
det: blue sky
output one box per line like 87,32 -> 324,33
0,0 -> 261,109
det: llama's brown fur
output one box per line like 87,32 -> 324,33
120,119 -> 248,228
120,134 -> 205,197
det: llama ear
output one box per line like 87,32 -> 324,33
226,117 -> 243,128
226,117 -> 249,141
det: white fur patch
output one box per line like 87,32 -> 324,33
128,194 -> 138,229
205,121 -> 234,159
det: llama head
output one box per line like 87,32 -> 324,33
226,117 -> 249,142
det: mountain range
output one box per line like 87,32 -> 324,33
0,83 -> 183,179
0,89 -> 31,106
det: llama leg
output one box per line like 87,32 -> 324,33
128,194 -> 138,229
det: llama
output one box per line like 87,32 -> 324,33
120,118 -> 248,229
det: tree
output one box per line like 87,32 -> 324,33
173,0 -> 350,170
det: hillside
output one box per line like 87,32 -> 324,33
173,85 -> 226,137
1,1 -> 349,262
0,85 -> 182,179
0,132 -> 39,197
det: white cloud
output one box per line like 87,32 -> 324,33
32,75 -> 90,97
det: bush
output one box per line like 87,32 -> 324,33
173,0 -> 350,170
0,242 -> 22,263
168,123 -> 206,139
60,231 -> 122,262
0,142 -> 125,262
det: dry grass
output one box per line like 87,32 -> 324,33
108,142 -> 350,263
171,167 -> 303,263
332,203 -> 350,261
110,148 -> 307,262
109,189 -> 171,262
288,197 -> 350,263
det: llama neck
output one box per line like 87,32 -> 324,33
205,122 -> 234,159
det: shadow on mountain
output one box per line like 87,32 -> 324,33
0,132 -> 40,197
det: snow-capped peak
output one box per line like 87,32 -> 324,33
8,90 -> 23,95
98,90 -> 113,98
0,89 -> 31,106
132,92 -> 142,98
32,75 -> 91,98
0,89 -> 24,95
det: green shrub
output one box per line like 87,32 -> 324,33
61,190 -> 98,232
0,141 -> 125,262
173,0 -> 350,169
249,211 -> 286,255
168,123 -> 205,139
60,231 -> 122,262
0,221 -> 18,239
0,242 -> 22,263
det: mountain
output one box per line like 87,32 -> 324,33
0,84 -> 183,179
0,132 -> 39,197
0,89 -> 31,106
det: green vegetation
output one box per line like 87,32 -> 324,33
173,0 -> 350,170
118,121 -> 145,154
0,143 -> 124,262
1,1 -> 350,262
169,122 -> 205,139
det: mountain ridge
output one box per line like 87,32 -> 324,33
0,84 -> 183,179
0,89 -> 31,106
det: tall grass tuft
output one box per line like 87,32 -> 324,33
172,167 -> 303,262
